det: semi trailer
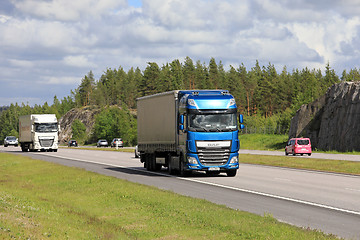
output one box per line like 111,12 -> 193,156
137,90 -> 244,177
19,114 -> 59,152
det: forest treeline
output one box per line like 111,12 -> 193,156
1,57 -> 360,145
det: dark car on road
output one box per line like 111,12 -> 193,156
68,140 -> 78,147
97,139 -> 108,147
111,138 -> 123,148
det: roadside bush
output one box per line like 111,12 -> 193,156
91,106 -> 137,146
71,119 -> 87,143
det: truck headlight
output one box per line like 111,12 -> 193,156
188,156 -> 198,165
229,156 -> 238,164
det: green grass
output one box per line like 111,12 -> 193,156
0,152 -> 338,239
239,134 -> 288,150
61,146 -> 135,153
239,133 -> 360,154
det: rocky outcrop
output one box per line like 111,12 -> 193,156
59,106 -> 101,144
289,81 -> 360,152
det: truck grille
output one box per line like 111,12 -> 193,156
39,138 -> 54,147
197,147 -> 230,166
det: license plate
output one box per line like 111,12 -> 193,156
301,148 -> 306,151
208,167 -> 220,171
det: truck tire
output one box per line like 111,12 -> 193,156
168,162 -> 176,175
146,154 -> 157,171
21,144 -> 28,152
145,154 -> 152,171
226,169 -> 237,177
155,163 -> 162,171
179,159 -> 190,177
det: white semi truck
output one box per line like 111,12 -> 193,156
19,114 -> 59,152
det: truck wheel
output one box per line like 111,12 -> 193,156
146,154 -> 156,171
155,164 -> 162,171
179,160 -> 190,177
168,161 -> 176,175
145,154 -> 152,171
226,169 -> 237,177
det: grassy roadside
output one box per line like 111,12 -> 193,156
60,146 -> 135,153
0,152 -> 338,239
239,134 -> 360,155
239,134 -> 288,151
238,134 -> 360,175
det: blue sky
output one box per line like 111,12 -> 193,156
128,0 -> 142,8
1,0 -> 360,106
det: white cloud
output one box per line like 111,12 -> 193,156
63,55 -> 97,68
12,0 -> 127,21
39,76 -> 81,85
1,0 -> 360,106
0,15 -> 11,23
9,59 -> 34,68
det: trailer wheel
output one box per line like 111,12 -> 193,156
146,154 -> 156,171
145,154 -> 152,171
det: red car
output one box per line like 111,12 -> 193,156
285,138 -> 312,156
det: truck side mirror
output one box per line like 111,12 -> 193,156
239,124 -> 245,130
179,115 -> 184,131
239,114 -> 244,124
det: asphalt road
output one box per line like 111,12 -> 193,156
1,146 -> 360,239
240,149 -> 360,162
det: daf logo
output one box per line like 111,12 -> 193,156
208,143 -> 220,147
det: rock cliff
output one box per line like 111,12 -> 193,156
289,81 -> 360,152
59,106 -> 101,144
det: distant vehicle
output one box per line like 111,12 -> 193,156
97,139 -> 108,147
68,140 -> 78,147
19,114 -> 59,152
111,138 -> 123,148
4,136 -> 18,147
135,145 -> 140,158
285,138 -> 312,156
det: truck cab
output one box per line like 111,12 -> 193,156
178,90 -> 243,176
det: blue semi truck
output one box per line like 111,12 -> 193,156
137,90 -> 244,177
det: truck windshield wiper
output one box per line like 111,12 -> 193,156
189,127 -> 208,132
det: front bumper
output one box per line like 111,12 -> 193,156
185,152 -> 239,171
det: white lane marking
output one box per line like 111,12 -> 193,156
345,188 -> 360,193
37,152 -> 360,217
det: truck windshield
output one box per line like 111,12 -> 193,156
35,123 -> 58,132
188,113 -> 237,132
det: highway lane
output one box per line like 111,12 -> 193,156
241,149 -> 360,161
1,146 -> 360,239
